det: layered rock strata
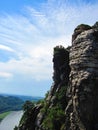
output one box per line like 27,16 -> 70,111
65,23 -> 98,130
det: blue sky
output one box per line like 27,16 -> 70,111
0,0 -> 98,97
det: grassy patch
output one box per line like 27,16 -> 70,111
0,111 -> 11,122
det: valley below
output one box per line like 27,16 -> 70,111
0,111 -> 23,130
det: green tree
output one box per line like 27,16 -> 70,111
23,101 -> 34,113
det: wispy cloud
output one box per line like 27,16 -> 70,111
0,71 -> 12,78
0,44 -> 14,52
0,0 -> 98,82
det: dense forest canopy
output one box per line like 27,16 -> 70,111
0,95 -> 24,113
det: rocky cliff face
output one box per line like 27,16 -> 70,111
16,22 -> 98,130
65,22 -> 98,130
34,46 -> 70,130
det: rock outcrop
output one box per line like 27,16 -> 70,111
65,22 -> 98,130
17,46 -> 70,130
35,46 -> 70,130
16,22 -> 98,130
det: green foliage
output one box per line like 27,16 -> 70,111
36,99 -> 44,106
0,111 -> 11,122
40,101 -> 49,113
17,83 -> 68,130
54,45 -> 66,55
41,85 -> 68,130
23,101 -> 34,113
20,101 -> 34,124
40,91 -> 50,113
55,86 -> 67,109
0,95 -> 24,113
76,24 -> 91,30
57,87 -> 65,100
18,84 -> 68,130
42,106 -> 65,130
19,101 -> 34,126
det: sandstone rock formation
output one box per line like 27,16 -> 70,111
65,22 -> 98,130
16,22 -> 98,130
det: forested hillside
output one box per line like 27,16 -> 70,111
0,95 -> 24,113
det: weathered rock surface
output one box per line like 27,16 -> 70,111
65,23 -> 98,130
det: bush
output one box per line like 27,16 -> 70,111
54,46 -> 66,55
41,85 -> 68,130
23,101 -> 34,113
76,24 -> 91,31
42,106 -> 65,130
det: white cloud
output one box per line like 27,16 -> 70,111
0,72 -> 12,78
0,0 -> 98,82
0,44 -> 14,52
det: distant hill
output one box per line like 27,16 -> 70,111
0,94 -> 43,113
0,95 -> 24,113
14,95 -> 43,102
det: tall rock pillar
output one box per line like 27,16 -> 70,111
65,24 -> 98,130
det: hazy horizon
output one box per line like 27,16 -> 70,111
0,92 -> 44,97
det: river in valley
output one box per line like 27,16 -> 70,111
0,111 -> 23,130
